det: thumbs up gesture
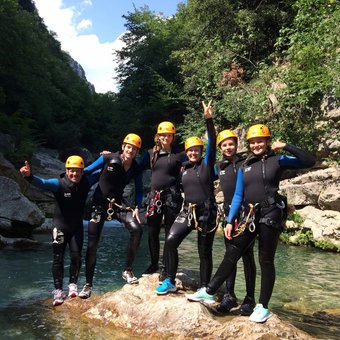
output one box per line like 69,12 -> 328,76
20,161 -> 31,177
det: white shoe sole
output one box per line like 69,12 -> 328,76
186,295 -> 215,304
249,313 -> 272,323
68,292 -> 78,298
53,299 -> 64,306
127,279 -> 139,284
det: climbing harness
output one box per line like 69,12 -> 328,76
106,198 -> 134,221
232,203 -> 257,237
145,190 -> 163,217
187,203 -> 197,228
216,204 -> 226,229
186,202 -> 218,234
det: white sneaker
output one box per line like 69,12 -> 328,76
186,287 -> 215,304
68,283 -> 78,298
53,289 -> 66,306
249,304 -> 272,323
78,284 -> 92,299
122,270 -> 139,284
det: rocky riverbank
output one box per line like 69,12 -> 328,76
48,273 -> 316,339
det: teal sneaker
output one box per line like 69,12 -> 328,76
186,287 -> 215,304
249,304 -> 272,323
155,278 -> 177,295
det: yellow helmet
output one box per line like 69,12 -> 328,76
65,155 -> 84,169
157,121 -> 176,134
185,136 -> 203,151
246,124 -> 271,140
123,133 -> 142,149
217,129 -> 238,146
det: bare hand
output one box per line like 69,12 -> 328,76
271,141 -> 286,151
133,208 -> 141,224
202,100 -> 213,119
224,223 -> 233,240
100,150 -> 111,155
20,161 -> 31,177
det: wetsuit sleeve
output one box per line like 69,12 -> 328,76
134,171 -> 143,208
279,144 -> 316,169
180,151 -> 188,163
139,151 -> 151,171
203,118 -> 216,166
214,164 -> 219,180
85,170 -> 101,187
30,175 -> 59,192
83,155 -> 104,173
226,168 -> 244,223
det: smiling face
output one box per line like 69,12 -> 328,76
186,145 -> 202,163
157,133 -> 174,149
248,137 -> 270,156
66,168 -> 83,183
121,143 -> 139,160
219,138 -> 237,159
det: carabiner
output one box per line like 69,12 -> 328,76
155,199 -> 162,214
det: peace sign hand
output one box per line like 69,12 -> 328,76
202,100 -> 213,119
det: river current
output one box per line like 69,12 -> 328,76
1,222 -> 339,339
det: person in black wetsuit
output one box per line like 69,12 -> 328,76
140,122 -> 185,280
78,133 -> 143,299
215,129 -> 256,315
186,124 -> 315,323
155,100 -> 217,295
20,156 -> 99,306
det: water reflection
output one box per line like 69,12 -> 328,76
0,223 -> 339,339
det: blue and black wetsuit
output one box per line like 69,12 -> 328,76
84,152 -> 143,285
140,148 -> 185,271
164,118 -> 217,287
216,155 -> 256,305
206,144 -> 315,308
25,172 -> 99,290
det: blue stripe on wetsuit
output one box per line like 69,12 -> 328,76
85,155 -> 143,208
226,154 -> 312,223
31,171 -> 100,192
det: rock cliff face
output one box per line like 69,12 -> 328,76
280,166 -> 340,247
69,57 -> 95,93
54,274 -> 315,339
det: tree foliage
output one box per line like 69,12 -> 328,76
0,0 -> 119,162
0,0 -> 338,160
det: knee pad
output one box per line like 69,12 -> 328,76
52,228 -> 64,244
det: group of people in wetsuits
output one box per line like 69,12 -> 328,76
20,100 -> 315,323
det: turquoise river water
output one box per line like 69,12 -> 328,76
1,222 -> 339,339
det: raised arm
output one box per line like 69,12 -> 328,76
20,161 -> 59,192
84,155 -> 105,173
271,141 -> 316,169
202,100 -> 216,166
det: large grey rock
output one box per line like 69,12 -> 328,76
21,149 -> 64,216
0,235 -> 40,248
0,176 -> 44,236
0,152 -> 28,191
318,182 -> 340,211
298,206 -> 340,244
280,166 -> 339,208
77,274 -> 314,339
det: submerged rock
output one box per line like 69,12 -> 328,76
59,274 -> 315,339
